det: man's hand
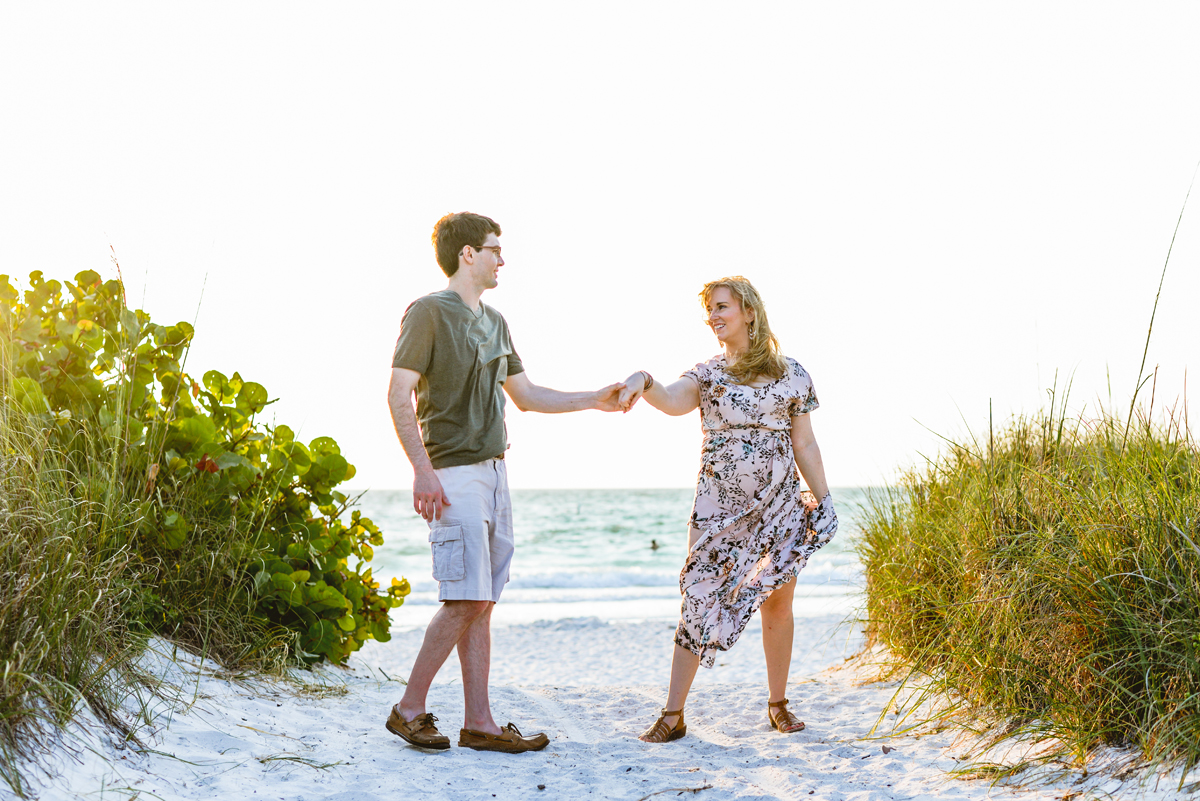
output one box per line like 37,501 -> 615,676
413,469 -> 450,522
593,382 -> 627,412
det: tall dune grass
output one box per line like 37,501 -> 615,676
0,402 -> 142,796
859,393 -> 1200,776
0,394 -> 299,798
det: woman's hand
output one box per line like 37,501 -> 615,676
617,371 -> 647,412
593,382 -> 628,412
807,492 -> 838,543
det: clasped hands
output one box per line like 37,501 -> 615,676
594,371 -> 649,413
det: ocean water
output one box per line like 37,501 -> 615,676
356,487 -> 873,628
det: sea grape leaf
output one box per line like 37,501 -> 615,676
215,452 -> 250,470
120,308 -> 141,341
371,620 -> 391,642
15,316 -> 43,343
202,370 -> 231,402
309,436 -> 340,457
74,269 -> 102,287
11,377 -> 49,414
316,453 -> 348,485
279,441 -> 311,474
306,581 -> 349,610
343,580 -> 365,604
306,620 -> 337,656
265,559 -> 290,575
170,415 -> 217,450
162,322 -> 193,347
160,510 -> 188,550
271,574 -> 297,594
236,381 -> 269,414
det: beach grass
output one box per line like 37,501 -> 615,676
0,388 -> 287,799
0,400 -> 141,795
858,390 -> 1200,778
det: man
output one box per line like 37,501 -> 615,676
385,212 -> 623,753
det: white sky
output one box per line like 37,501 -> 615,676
3,3 -> 1198,490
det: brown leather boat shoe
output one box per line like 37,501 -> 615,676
458,722 -> 550,753
385,706 -> 451,750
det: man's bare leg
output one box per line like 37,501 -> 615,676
398,600 -> 489,721
457,603 -> 502,735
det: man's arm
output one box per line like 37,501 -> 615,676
503,372 -> 625,413
388,367 -> 450,522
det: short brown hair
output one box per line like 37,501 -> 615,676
431,212 -> 502,277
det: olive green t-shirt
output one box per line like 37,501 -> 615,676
391,289 -> 524,469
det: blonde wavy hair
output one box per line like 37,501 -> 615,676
699,276 -> 787,385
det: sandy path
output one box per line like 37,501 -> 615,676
24,616 -> 1188,801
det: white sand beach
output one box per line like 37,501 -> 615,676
21,602 -> 1196,801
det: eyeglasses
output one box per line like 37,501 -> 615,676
472,245 -> 502,258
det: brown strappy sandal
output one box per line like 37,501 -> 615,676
768,699 -> 805,733
639,708 -> 687,743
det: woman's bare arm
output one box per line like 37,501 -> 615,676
790,412 -> 830,501
618,372 -> 700,416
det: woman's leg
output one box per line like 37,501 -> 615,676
760,575 -> 796,703
640,528 -> 706,740
664,644 -> 700,714
639,642 -> 700,741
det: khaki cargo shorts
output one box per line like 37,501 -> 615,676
427,458 -> 514,603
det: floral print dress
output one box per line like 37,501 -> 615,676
676,354 -> 838,668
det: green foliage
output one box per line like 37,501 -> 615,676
859,397 -> 1200,776
0,410 -> 141,799
0,270 -> 410,665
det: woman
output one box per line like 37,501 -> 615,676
618,276 -> 838,743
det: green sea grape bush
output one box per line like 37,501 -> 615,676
0,269 -> 410,665
858,397 -> 1200,778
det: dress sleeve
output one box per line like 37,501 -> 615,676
391,300 -> 435,374
681,360 -> 708,388
788,363 -> 820,417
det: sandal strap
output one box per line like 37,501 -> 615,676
644,708 -> 684,742
769,701 -> 804,731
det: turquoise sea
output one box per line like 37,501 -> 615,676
357,487 -> 873,628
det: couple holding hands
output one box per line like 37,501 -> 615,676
386,212 -> 838,754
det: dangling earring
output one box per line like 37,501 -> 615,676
748,321 -> 756,338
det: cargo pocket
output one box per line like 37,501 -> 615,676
429,525 -> 465,582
